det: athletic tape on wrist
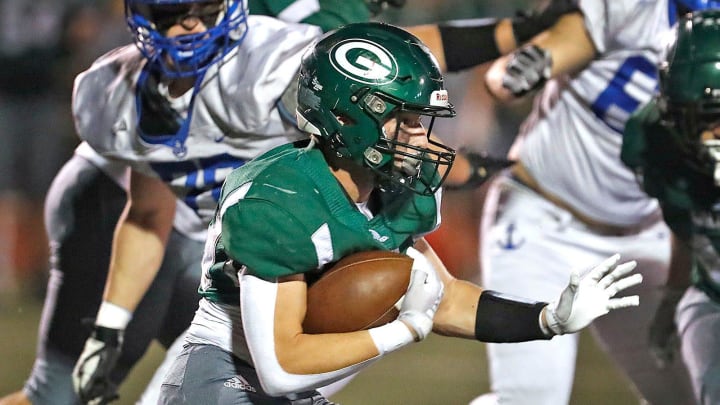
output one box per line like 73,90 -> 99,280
95,301 -> 132,330
538,306 -> 554,337
542,303 -> 564,335
368,320 -> 415,355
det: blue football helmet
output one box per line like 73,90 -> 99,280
125,0 -> 248,78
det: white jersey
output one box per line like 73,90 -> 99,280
72,16 -> 321,239
511,0 -> 675,226
74,141 -> 130,191
74,141 -> 209,240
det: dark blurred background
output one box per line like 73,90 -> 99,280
0,0 -> 639,403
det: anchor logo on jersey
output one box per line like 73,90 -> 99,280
497,222 -> 525,250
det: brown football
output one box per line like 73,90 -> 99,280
303,250 -> 413,334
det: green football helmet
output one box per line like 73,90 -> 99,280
296,22 -> 456,196
660,9 -> 720,185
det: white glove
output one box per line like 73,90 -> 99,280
397,253 -> 444,341
544,254 -> 642,335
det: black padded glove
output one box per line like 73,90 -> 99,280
503,44 -> 552,97
446,151 -> 514,190
72,325 -> 123,405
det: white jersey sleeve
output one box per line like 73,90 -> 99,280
71,16 -> 321,238
74,141 -> 130,191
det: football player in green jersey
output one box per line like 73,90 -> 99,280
158,22 -> 644,404
621,9 -> 720,405
0,1 -> 584,404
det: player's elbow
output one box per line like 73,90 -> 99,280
254,364 -> 305,397
258,380 -> 293,397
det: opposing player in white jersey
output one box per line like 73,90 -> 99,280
67,1 -> 318,402
473,1 -> 715,404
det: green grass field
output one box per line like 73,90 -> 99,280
0,291 -> 639,405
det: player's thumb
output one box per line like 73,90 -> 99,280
569,269 -> 580,292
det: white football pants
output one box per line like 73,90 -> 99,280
475,174 -> 694,405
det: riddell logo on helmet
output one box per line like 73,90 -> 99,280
430,90 -> 449,107
330,39 -> 398,85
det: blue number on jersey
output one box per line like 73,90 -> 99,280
150,153 -> 245,211
590,56 -> 658,133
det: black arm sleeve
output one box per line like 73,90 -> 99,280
511,0 -> 581,44
438,19 -> 501,72
474,290 -> 551,343
438,0 -> 580,72
439,0 -> 581,73
445,151 -> 514,190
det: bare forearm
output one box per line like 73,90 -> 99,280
485,12 -> 594,103
276,331 -> 380,374
103,217 -> 169,311
244,274 -> 395,394
433,278 -> 482,338
271,277 -> 386,374
410,238 -> 482,338
102,170 -> 176,312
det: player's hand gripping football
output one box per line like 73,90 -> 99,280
397,252 -> 444,341
543,254 -> 642,335
72,325 -> 123,404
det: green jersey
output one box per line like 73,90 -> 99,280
249,0 -> 372,32
622,100 -> 720,301
199,140 -> 441,304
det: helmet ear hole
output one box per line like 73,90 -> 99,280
334,113 -> 356,127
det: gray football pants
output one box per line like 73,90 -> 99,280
24,154 -> 204,404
